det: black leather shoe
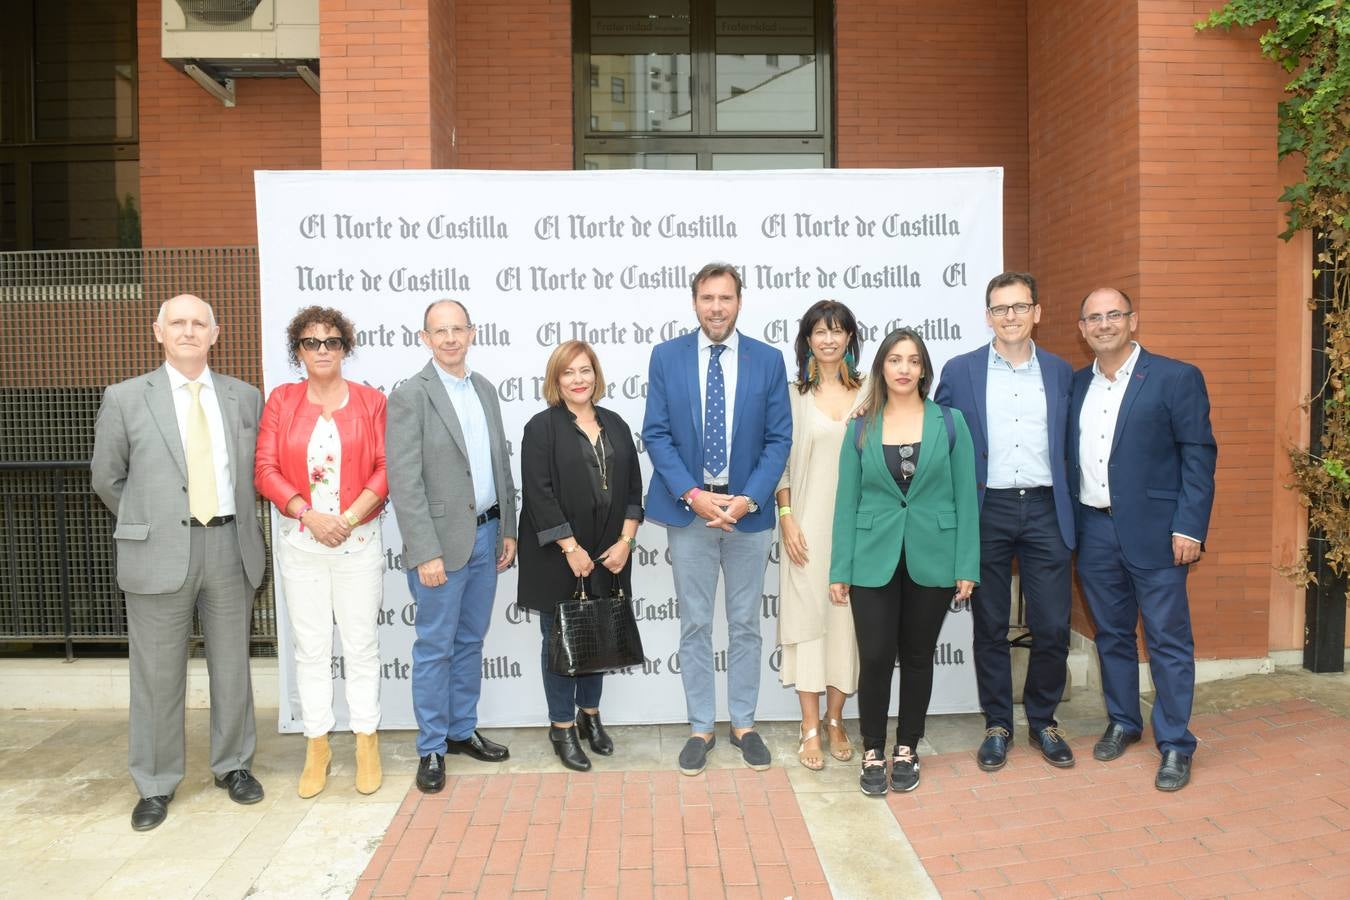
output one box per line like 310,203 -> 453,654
417,753 -> 446,793
1092,723 -> 1141,761
1155,750 -> 1192,792
131,793 -> 173,831
1029,726 -> 1075,768
446,730 -> 510,762
576,710 -> 614,756
549,725 -> 592,772
977,726 -> 1011,771
213,769 -> 264,804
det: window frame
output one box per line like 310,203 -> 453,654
572,0 -> 833,170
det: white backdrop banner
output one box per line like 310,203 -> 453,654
254,168 -> 1002,731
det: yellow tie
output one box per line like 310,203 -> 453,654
185,382 -> 219,525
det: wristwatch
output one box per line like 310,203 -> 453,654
741,495 -> 759,513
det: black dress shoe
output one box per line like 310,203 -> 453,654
417,753 -> 446,793
131,793 -> 173,831
1155,750 -> 1192,792
1029,726 -> 1075,768
447,730 -> 510,762
213,769 -> 264,804
1092,723 -> 1141,761
977,726 -> 1011,771
576,710 -> 614,756
549,725 -> 592,772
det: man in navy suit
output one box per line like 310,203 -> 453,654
642,261 -> 792,776
935,272 -> 1077,773
1069,287 -> 1217,792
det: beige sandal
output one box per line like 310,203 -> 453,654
826,718 -> 854,762
798,726 -> 826,771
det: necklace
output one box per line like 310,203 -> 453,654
589,431 -> 608,490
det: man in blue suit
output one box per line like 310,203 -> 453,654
642,262 -> 792,776
935,272 -> 1077,773
1069,287 -> 1217,792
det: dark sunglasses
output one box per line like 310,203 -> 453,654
299,337 -> 347,352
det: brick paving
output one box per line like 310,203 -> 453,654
891,698 -> 1350,898
353,766 -> 830,899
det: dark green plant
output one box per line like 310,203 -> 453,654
1200,1 -> 1350,579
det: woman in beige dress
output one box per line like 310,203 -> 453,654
776,300 -> 864,770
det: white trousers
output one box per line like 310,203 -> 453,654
277,534 -> 384,736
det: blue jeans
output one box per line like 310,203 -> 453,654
537,612 -> 603,724
408,520 -> 499,756
666,523 -> 773,733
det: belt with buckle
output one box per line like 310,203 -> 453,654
1081,504 -> 1112,516
986,486 -> 1053,498
190,515 -> 235,527
475,505 -> 501,527
700,483 -> 731,494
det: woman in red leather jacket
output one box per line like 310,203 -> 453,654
255,306 -> 388,799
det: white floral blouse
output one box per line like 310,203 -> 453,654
281,412 -> 380,555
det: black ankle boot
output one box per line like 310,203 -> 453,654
549,725 -> 591,772
576,710 -> 614,756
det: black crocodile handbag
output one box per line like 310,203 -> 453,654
547,578 -> 644,676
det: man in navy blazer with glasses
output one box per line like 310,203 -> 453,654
1069,287 -> 1217,792
936,271 -> 1077,774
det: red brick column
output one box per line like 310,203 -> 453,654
1028,0 -> 1296,659
320,0 -> 451,170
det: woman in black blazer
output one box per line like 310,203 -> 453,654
517,340 -> 643,771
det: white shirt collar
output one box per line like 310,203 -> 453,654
698,329 -> 740,354
1092,341 -> 1142,380
434,362 -> 474,387
164,362 -> 215,392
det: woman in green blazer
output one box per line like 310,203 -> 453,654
829,327 -> 979,795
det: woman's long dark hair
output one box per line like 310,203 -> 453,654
863,327 -> 934,424
793,300 -> 862,394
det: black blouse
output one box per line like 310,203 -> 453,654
883,441 -> 922,495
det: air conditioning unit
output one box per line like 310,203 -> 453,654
162,0 -> 319,105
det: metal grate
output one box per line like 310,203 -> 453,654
0,248 -> 274,656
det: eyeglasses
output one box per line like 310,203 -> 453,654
429,325 -> 473,340
299,337 -> 347,352
988,303 -> 1035,317
1080,310 -> 1133,326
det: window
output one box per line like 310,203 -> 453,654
0,0 -> 140,249
575,0 -> 831,170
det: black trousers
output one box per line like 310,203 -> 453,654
850,552 -> 951,753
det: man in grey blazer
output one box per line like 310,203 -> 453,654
91,293 -> 267,832
387,299 -> 518,793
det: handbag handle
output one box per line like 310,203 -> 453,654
573,575 -> 591,601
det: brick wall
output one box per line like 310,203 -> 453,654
835,0 -> 1030,270
452,0 -> 571,169
319,0 -> 436,170
136,0 -> 320,247
1029,0 -> 1292,658
1136,1 -> 1288,658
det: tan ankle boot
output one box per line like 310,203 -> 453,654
355,732 -> 382,795
297,735 -> 332,799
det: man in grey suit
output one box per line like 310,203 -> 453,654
387,299 -> 518,793
91,293 -> 266,832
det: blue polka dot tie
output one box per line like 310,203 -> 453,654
704,344 -> 727,478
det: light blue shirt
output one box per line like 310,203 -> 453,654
435,365 -> 497,515
984,342 -> 1053,489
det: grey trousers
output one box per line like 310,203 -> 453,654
124,523 -> 257,798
